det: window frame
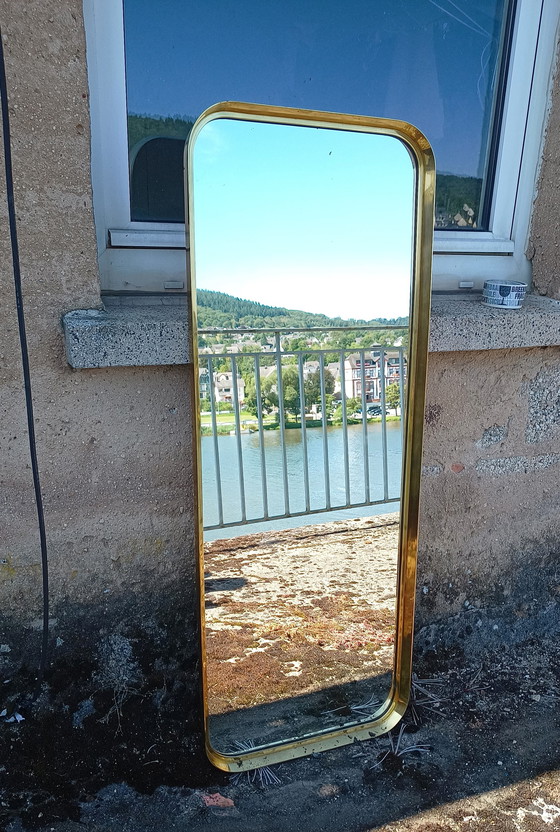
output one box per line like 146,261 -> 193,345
83,0 -> 560,294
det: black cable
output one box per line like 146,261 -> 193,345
0,28 -> 49,697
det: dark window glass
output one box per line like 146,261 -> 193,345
124,0 -> 510,228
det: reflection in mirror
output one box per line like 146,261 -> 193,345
189,110 -> 420,765
125,0 -> 510,228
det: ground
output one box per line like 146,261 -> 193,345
204,516 -> 398,748
1,519 -> 559,831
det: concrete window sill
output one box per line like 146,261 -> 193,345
62,293 -> 560,369
428,292 -> 560,352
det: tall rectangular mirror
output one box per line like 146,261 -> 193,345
187,102 -> 434,771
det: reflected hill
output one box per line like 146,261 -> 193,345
197,288 -> 409,336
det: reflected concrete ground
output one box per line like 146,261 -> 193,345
203,514 -> 399,750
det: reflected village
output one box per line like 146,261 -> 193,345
197,290 -> 407,440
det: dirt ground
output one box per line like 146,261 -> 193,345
1,517 -> 560,831
204,515 -> 398,749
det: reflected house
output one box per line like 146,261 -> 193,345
259,365 -> 277,381
302,360 -> 319,377
345,353 -> 377,402
344,351 -> 407,403
199,368 -> 211,400
326,362 -> 342,397
213,371 -> 245,404
199,344 -> 225,355
302,360 -> 341,391
235,337 -> 275,353
385,353 -> 405,383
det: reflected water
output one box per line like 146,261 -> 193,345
202,421 -> 403,535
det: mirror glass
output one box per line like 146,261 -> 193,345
190,113 -> 415,760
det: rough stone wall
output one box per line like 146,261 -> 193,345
0,3 -> 198,667
416,347 -> 560,657
529,36 -> 560,298
1,0 -> 559,689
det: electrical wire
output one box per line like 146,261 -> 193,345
0,27 -> 49,697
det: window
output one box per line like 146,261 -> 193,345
84,0 -> 560,294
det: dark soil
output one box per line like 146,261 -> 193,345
2,632 -> 560,831
0,638 -> 226,830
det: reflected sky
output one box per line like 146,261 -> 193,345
191,120 -> 413,320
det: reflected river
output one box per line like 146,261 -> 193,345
203,420 -> 402,539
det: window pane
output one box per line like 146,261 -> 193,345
124,0 -> 509,228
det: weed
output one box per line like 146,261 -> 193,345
94,634 -> 143,731
229,740 -> 281,787
323,693 -> 381,720
408,673 -> 448,725
373,723 -> 432,773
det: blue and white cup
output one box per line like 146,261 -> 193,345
482,280 -> 527,309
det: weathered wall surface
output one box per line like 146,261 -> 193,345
416,347 -> 560,657
0,2 -> 198,668
0,0 -> 559,689
530,43 -> 560,299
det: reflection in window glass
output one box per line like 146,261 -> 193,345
123,0 -> 510,227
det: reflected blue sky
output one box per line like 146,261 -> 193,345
124,0 -> 507,179
191,120 -> 413,320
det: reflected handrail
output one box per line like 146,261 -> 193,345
198,326 -> 407,531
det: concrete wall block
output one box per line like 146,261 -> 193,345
530,30 -> 560,299
417,348 -> 560,646
1,365 -> 198,617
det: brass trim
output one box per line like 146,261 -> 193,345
186,101 -> 434,772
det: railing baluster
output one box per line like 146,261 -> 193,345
200,328 -> 403,531
297,353 -> 311,512
231,355 -> 247,522
207,356 -> 224,527
274,330 -> 290,515
254,354 -> 269,519
319,353 -> 331,510
380,348 -> 389,502
202,495 -> 400,532
339,349 -> 350,506
398,346 -> 406,449
359,349 -> 370,503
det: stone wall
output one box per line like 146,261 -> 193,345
0,0 -> 559,685
416,346 -> 560,657
529,36 -> 560,299
0,1 -> 198,670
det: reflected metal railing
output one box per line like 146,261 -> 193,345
198,327 -> 407,531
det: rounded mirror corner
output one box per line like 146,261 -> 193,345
205,685 -> 409,772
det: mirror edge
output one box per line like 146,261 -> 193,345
186,102 -> 435,772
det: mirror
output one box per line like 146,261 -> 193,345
187,103 -> 434,771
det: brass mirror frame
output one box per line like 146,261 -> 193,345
186,101 -> 434,772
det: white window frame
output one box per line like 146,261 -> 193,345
83,0 -> 560,294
